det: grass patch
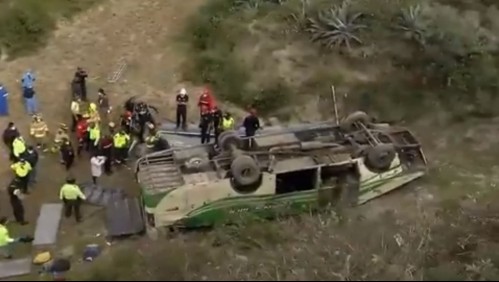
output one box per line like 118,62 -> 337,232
0,0 -> 100,58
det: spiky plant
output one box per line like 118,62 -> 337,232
306,1 -> 366,50
396,5 -> 427,46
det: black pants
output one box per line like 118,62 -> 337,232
176,105 -> 187,129
63,199 -> 82,222
17,176 -> 29,193
200,125 -> 210,144
71,115 -> 77,132
63,155 -> 74,170
10,197 -> 25,223
77,139 -> 87,156
79,83 -> 87,101
137,123 -> 145,143
103,148 -> 112,173
115,147 -> 128,163
245,130 -> 256,149
89,140 -> 98,153
214,127 -> 221,144
92,176 -> 98,185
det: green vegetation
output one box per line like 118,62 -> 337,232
0,0 -> 99,58
181,0 -> 499,120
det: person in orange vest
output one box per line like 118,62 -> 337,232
197,86 -> 215,115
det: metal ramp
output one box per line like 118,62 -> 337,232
106,197 -> 145,237
33,203 -> 63,246
0,258 -> 31,279
107,57 -> 127,83
137,153 -> 184,194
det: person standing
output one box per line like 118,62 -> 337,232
60,138 -> 75,171
74,67 -> 88,101
76,114 -> 89,156
176,88 -> 189,130
199,106 -> 212,144
113,129 -> 130,165
99,134 -> 113,175
0,83 -> 9,116
70,96 -> 81,132
243,108 -> 261,149
7,179 -> 27,225
88,122 -> 100,154
3,123 -> 19,161
211,106 -> 223,143
0,216 -> 17,259
197,87 -> 215,116
29,115 -> 49,151
59,177 -> 86,223
21,69 -> 36,90
10,158 -> 31,194
90,154 -> 106,185
23,85 -> 37,116
24,146 -> 39,185
97,88 -> 111,122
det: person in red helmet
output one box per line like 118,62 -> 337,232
198,87 -> 215,115
120,111 -> 133,134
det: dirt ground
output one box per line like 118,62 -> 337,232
0,0 -> 209,275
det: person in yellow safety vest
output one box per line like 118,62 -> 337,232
0,217 -> 17,259
88,102 -> 100,124
88,122 -> 100,153
11,158 -> 32,194
51,124 -> 69,153
70,96 -> 82,132
29,115 -> 49,151
59,176 -> 86,223
221,112 -> 235,131
113,129 -> 130,164
12,136 -> 26,160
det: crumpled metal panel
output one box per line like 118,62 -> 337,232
105,197 -> 145,237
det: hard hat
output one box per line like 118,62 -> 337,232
147,122 -> 155,129
180,88 -> 187,95
59,123 -> 68,130
89,103 -> 97,110
108,122 -> 115,127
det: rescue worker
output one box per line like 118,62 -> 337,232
0,83 -> 9,116
97,88 -> 111,121
0,216 -> 16,259
76,114 -> 89,156
59,176 -> 86,222
99,134 -> 113,174
88,102 -> 101,125
11,158 -> 32,194
120,111 -> 132,134
23,85 -> 37,116
3,122 -> 19,161
70,96 -> 82,132
243,108 -> 261,149
7,178 -> 27,225
199,106 -> 212,144
135,102 -> 156,143
88,122 -> 101,153
211,106 -> 223,143
221,112 -> 235,132
24,146 -> 39,185
12,135 -> 27,161
60,138 -> 75,170
176,88 -> 189,130
197,87 -> 215,116
51,124 -> 69,154
29,115 -> 49,151
113,129 -> 130,164
74,67 -> 88,101
144,123 -> 160,152
71,76 -> 82,100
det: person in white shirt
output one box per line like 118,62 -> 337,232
90,154 -> 106,185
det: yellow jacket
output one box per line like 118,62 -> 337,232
11,162 -> 32,177
0,225 -> 14,247
59,184 -> 86,200
30,121 -> 49,138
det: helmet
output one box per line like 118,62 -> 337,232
108,122 -> 115,128
59,123 -> 68,130
180,88 -> 187,95
89,103 -> 97,111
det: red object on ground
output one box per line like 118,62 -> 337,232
75,119 -> 88,140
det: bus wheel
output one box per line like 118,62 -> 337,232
231,155 -> 260,186
340,111 -> 371,132
365,144 -> 396,171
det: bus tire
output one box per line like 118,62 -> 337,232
231,155 -> 260,187
219,130 -> 241,151
365,144 -> 396,171
340,111 -> 371,132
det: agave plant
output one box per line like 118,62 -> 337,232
306,1 -> 366,50
396,4 -> 427,46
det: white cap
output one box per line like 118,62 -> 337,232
180,88 -> 187,95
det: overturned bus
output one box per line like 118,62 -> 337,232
134,111 -> 428,228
